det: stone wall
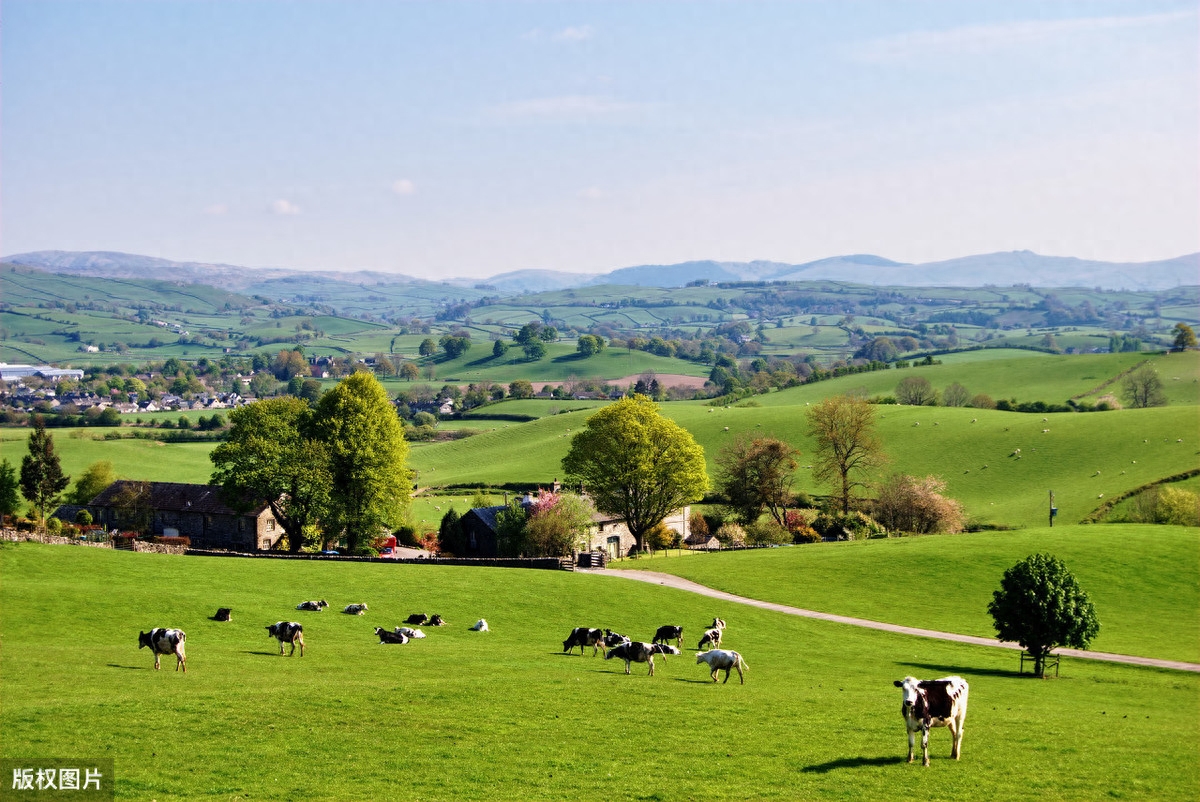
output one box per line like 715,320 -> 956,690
0,529 -> 186,554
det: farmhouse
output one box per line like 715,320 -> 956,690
84,481 -> 281,551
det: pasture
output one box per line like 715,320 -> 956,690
0,542 -> 1196,801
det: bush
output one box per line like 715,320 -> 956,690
688,511 -> 709,540
645,521 -> 679,550
872,474 -> 965,534
45,517 -> 63,535
75,509 -> 93,526
745,519 -> 791,546
811,510 -> 886,541
396,524 -> 422,548
714,522 -> 746,547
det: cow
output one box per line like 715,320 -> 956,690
652,625 -> 684,648
343,603 -> 368,615
695,649 -> 747,684
428,614 -> 446,626
697,628 -> 722,650
266,622 -> 305,656
894,676 -> 969,766
404,613 -> 428,625
296,600 -> 328,612
563,627 -> 606,656
394,627 -> 426,639
604,641 -> 657,675
650,643 -> 681,657
711,617 -> 726,630
211,608 -> 232,622
470,619 -> 489,632
375,627 -> 409,645
603,629 -> 629,648
138,628 -> 186,672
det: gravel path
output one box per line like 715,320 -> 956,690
587,568 -> 1200,674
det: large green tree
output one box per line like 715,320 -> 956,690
0,458 -> 21,523
562,395 -> 709,553
988,553 -> 1100,678
1172,323 -> 1197,352
210,396 -> 332,552
715,436 -> 799,527
66,460 -> 117,506
315,372 -> 412,554
19,416 -> 71,529
805,395 -> 886,513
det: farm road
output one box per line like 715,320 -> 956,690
588,569 -> 1200,674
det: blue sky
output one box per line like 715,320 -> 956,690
3,0 -> 1196,279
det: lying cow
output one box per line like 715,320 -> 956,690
296,600 -> 328,612
605,641 -> 657,675
394,627 -> 426,639
138,628 -> 186,672
652,625 -> 683,648
404,613 -> 428,625
343,603 -> 368,615
603,629 -> 629,648
563,627 -> 606,656
894,676 -> 969,766
429,614 -> 446,626
211,608 -> 232,622
651,644 -> 681,657
695,649 -> 747,684
375,627 -> 409,645
267,622 -> 305,656
697,628 -> 723,650
470,619 -> 489,632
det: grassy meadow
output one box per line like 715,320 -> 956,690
1,542 -> 1196,801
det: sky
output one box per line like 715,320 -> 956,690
2,0 -> 1197,280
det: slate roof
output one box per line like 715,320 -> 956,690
88,481 -> 271,516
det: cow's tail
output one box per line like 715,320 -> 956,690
736,652 -> 748,671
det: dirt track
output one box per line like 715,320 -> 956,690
586,568 -> 1200,674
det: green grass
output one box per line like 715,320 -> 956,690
0,428 -> 217,485
619,524 -> 1200,663
1,543 -> 1196,801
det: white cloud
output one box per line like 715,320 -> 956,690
271,199 -> 301,215
553,25 -> 594,42
392,179 -> 416,196
489,94 -> 645,122
202,203 -> 228,216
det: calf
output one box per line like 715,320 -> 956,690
138,628 -> 186,672
697,628 -> 722,650
266,622 -> 305,656
296,599 -> 328,612
375,627 -> 409,645
470,619 -> 489,632
711,617 -> 726,630
605,641 -> 657,676
343,603 -> 368,615
404,613 -> 428,625
212,608 -> 232,622
652,625 -> 684,648
428,614 -> 446,626
563,627 -> 606,656
695,649 -> 747,684
894,676 -> 969,766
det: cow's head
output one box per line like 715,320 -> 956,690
894,677 -> 922,715
266,624 -> 277,637
695,652 -> 706,664
138,631 -> 151,649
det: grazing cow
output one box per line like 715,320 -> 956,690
603,629 -> 630,648
710,617 -> 726,630
212,608 -> 232,622
394,627 -> 426,639
138,628 -> 186,672
296,600 -> 328,612
266,622 -> 305,656
404,613 -> 428,625
894,676 -> 969,766
470,619 -> 489,632
429,614 -> 446,626
650,644 -> 681,657
697,628 -> 722,650
374,627 -> 409,645
695,649 -> 747,684
343,603 -> 368,615
652,625 -> 684,648
563,627 -> 607,656
605,641 -> 658,675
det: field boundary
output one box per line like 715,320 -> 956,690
594,569 -> 1200,673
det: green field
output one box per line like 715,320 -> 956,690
1,543 -> 1196,801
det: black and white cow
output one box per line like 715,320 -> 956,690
428,614 -> 446,627
710,617 -> 726,630
695,649 -> 747,684
652,625 -> 684,647
212,608 -> 232,622
404,613 -> 428,625
394,626 -> 426,639
604,641 -> 658,675
603,629 -> 629,648
343,603 -> 368,615
138,628 -> 186,672
697,627 -> 722,650
563,627 -> 606,656
375,627 -> 409,645
893,676 -> 969,766
267,622 -> 305,656
296,600 -> 328,612
650,643 -> 681,657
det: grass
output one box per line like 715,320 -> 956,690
1,542 -> 1196,801
618,524 -> 1200,663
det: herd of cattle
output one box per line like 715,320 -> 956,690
138,606 -> 969,765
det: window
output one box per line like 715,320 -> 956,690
266,519 -> 276,532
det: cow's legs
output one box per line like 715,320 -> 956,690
722,667 -> 731,684
624,660 -> 631,675
175,650 -> 185,673
153,654 -> 161,671
711,668 -> 719,682
950,719 -> 963,759
921,727 -> 930,767
648,657 -> 654,676
906,730 -> 915,763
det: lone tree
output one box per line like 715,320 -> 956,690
1172,323 -> 1197,352
1121,364 -> 1167,408
562,394 -> 709,553
715,436 -> 799,527
987,553 -> 1100,678
19,416 -> 70,530
895,375 -> 937,406
805,395 -> 886,513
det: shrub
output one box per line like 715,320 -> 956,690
645,521 -> 679,550
873,474 -> 965,534
45,517 -> 63,535
1158,487 -> 1200,527
745,519 -> 790,546
811,510 -> 886,541
75,509 -> 94,527
714,522 -> 746,547
688,511 -> 709,540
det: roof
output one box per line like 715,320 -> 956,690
88,481 -> 271,516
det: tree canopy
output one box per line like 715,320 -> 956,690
1121,364 -> 1167,408
987,553 -> 1100,678
19,416 -> 70,529
805,395 -> 886,513
66,460 -> 116,506
715,436 -> 799,527
0,458 -> 21,523
562,395 -> 709,552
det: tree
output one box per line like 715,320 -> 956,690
109,480 -> 153,534
576,335 -> 605,357
419,338 -> 437,357
437,508 -> 466,555
562,395 -> 709,553
19,417 -> 71,529
988,553 -> 1100,678
67,460 -> 116,505
271,349 -> 310,380
522,340 -> 547,361
715,436 -> 799,527
805,395 -> 886,514
315,372 -> 412,554
1172,323 -> 1197,352
492,339 -> 510,359
1121,364 -> 1167,408
514,322 -> 543,346
0,458 -> 20,523
941,382 -> 971,408
210,397 -> 332,553
872,474 -> 964,534
399,361 -> 420,381
509,379 -> 535,399
523,492 -> 597,557
895,375 -> 937,405
440,335 -> 471,359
